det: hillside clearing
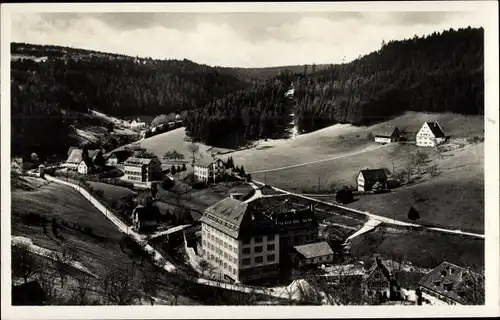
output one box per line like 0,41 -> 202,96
87,181 -> 137,202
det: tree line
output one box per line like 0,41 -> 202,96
293,27 -> 484,133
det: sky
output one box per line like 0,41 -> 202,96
10,11 -> 484,68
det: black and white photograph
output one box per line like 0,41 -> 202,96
1,1 -> 499,318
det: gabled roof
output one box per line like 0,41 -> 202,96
202,197 -> 249,238
375,127 -> 400,138
423,121 -> 446,138
202,197 -> 277,239
359,169 -> 388,182
293,241 -> 334,259
194,156 -> 225,168
66,148 -> 83,164
124,156 -> 158,166
107,150 -> 132,162
418,261 -> 484,305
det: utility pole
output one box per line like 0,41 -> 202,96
392,161 -> 395,174
265,172 -> 267,185
318,176 -> 321,193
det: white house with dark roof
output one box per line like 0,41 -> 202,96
416,121 -> 446,147
357,169 -> 389,192
123,156 -> 162,185
194,156 -> 226,183
292,241 -> 334,267
200,197 -> 280,283
374,127 -> 403,144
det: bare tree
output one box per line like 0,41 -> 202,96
102,265 -> 140,305
12,243 -> 42,284
199,259 -> 210,278
69,273 -> 97,305
52,244 -> 80,288
141,269 -> 159,305
429,164 -> 440,176
37,268 -> 59,305
187,143 -> 200,165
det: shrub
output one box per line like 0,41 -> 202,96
367,132 -> 374,140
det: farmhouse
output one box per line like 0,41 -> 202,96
374,127 -> 403,144
66,148 -> 105,173
418,261 -> 484,305
362,256 -> 402,302
292,241 -> 334,267
123,156 -> 162,185
194,157 -> 227,183
105,150 -> 132,166
200,197 -> 280,283
357,169 -> 388,192
416,121 -> 446,147
130,119 -> 146,130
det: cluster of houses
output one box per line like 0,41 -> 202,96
373,121 -> 447,148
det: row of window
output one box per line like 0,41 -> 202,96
124,170 -> 143,176
207,253 -> 238,276
203,230 -> 238,254
126,176 -> 144,181
242,234 -> 275,245
203,239 -> 238,265
242,244 -> 275,255
242,254 -> 275,266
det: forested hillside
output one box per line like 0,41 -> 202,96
294,27 -> 484,133
10,44 -> 251,158
184,73 -> 294,146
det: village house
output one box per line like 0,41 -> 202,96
132,205 -> 160,232
65,148 -> 105,174
357,169 -> 389,192
130,119 -> 146,131
194,157 -> 227,183
105,149 -> 132,166
418,261 -> 484,305
122,156 -> 162,187
362,256 -> 403,302
200,197 -> 280,283
292,241 -> 335,267
416,121 -> 446,147
374,127 -> 403,144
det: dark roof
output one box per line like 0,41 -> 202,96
418,261 -> 484,305
359,169 -> 388,182
194,156 -> 225,168
248,196 -> 317,229
12,280 -> 46,306
293,241 -> 333,259
201,197 -> 277,239
124,156 -> 158,166
424,121 -> 446,138
375,127 -> 400,138
108,150 -> 132,162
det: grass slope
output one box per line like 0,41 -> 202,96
11,177 -> 135,276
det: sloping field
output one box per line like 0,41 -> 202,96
11,178 -> 134,276
348,143 -> 484,233
87,181 -> 136,203
135,127 -> 213,160
230,112 -> 484,173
